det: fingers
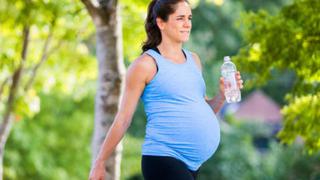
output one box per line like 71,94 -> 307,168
235,71 -> 244,89
220,77 -> 224,84
238,80 -> 244,89
235,71 -> 241,80
220,72 -> 244,91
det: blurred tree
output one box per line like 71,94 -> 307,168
80,0 -> 125,179
0,0 -> 95,178
80,0 -> 152,179
234,0 -> 320,153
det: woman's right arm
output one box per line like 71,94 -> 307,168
89,54 -> 155,180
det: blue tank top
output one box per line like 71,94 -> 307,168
140,48 -> 220,171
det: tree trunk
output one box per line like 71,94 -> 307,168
80,1 -> 125,179
0,25 -> 30,180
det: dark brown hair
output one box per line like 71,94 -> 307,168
142,0 -> 189,52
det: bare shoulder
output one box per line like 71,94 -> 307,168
190,51 -> 202,72
127,53 -> 157,85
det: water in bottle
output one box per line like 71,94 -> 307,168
221,56 -> 241,103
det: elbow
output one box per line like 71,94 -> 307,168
114,112 -> 132,130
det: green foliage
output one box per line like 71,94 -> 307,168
121,134 -> 144,180
279,93 -> 320,153
3,0 -> 318,179
4,94 -> 145,180
200,121 -> 320,180
0,0 -> 96,117
233,0 -> 320,152
126,101 -> 147,138
120,0 -> 150,64
1,1 -> 97,179
4,93 -> 94,180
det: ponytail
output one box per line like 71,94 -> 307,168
142,0 -> 161,52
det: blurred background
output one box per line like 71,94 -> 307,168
0,0 -> 319,179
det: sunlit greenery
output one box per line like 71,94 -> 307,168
234,0 -> 320,152
1,0 -> 319,179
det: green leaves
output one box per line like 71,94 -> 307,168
234,0 -> 320,152
120,0 -> 149,62
4,93 -> 94,179
201,120 -> 320,179
0,0 -> 96,119
278,93 -> 320,153
14,89 -> 40,118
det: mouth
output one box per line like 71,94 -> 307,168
180,31 -> 190,34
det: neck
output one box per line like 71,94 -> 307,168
157,38 -> 183,56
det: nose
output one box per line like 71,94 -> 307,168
184,19 -> 192,28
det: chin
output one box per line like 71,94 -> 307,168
181,38 -> 189,43
178,36 -> 190,43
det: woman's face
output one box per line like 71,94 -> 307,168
157,1 -> 192,43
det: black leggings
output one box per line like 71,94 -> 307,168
141,155 -> 200,180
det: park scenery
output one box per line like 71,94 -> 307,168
0,0 -> 319,179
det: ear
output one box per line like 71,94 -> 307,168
156,17 -> 165,30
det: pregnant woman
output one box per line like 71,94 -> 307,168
89,0 -> 244,179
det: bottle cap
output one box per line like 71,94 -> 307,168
224,56 -> 231,62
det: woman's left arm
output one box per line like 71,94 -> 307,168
205,83 -> 225,114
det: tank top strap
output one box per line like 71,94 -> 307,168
182,49 -> 202,75
143,49 -> 164,68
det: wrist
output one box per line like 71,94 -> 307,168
95,157 -> 106,165
218,91 -> 225,101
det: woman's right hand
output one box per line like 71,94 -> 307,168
89,160 -> 106,180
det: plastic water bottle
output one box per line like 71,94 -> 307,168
221,56 -> 241,103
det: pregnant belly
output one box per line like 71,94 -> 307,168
145,102 -> 221,162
